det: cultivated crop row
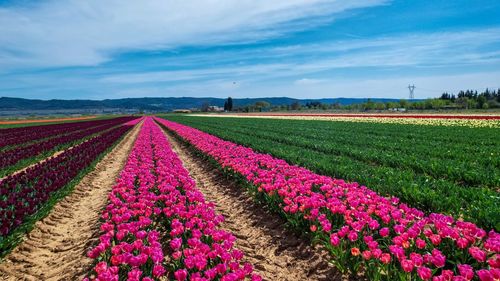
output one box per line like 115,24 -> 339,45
0,116 -> 134,149
0,116 -> 139,178
86,118 -> 260,281
218,113 -> 500,128
161,115 -> 499,231
0,117 -> 141,256
155,117 -> 499,281
244,113 -> 500,120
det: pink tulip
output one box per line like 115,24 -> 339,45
476,269 -> 493,281
174,269 -> 188,281
84,118 -> 258,280
417,266 -> 432,280
154,117 -> 500,281
380,253 -> 391,264
458,264 -> 474,280
469,247 -> 487,263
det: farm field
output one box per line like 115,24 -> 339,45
0,116 -> 141,256
192,113 -> 500,128
160,115 -> 500,231
0,116 -> 139,178
0,115 -> 104,129
3,1 -> 500,280
0,115 -> 498,281
155,116 -> 500,281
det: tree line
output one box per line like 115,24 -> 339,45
200,90 -> 500,113
439,88 -> 500,109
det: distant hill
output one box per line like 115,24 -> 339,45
0,96 -> 413,112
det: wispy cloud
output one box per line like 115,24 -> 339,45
98,28 -> 500,84
294,78 -> 324,85
0,0 -> 386,69
1,1 -> 499,100
108,71 -> 500,99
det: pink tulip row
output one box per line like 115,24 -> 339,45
85,118 -> 259,281
155,117 -> 500,281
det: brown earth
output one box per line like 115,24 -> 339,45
162,128 -> 349,281
0,121 -> 142,281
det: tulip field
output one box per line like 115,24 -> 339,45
0,114 -> 499,280
0,116 -> 140,255
159,115 -> 500,231
153,115 -> 500,281
0,116 -> 139,178
85,118 -> 259,281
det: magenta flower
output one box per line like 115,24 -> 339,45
84,118 -> 258,280
469,247 -> 487,263
154,117 -> 500,281
476,269 -> 493,281
417,266 -> 432,280
458,264 -> 474,280
174,269 -> 188,281
170,237 -> 183,250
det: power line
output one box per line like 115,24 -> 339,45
408,84 -> 415,99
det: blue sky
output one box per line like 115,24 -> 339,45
1,0 -> 499,100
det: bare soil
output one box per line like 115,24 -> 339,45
0,122 -> 142,281
163,129 -> 347,281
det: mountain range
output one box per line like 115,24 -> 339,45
0,97 -> 413,112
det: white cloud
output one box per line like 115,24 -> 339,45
227,72 -> 500,99
99,63 -> 291,84
0,0 -> 386,68
96,28 -> 500,86
102,71 -> 500,100
1,1 -> 499,100
294,78 -> 324,85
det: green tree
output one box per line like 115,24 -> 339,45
291,101 -> 301,110
467,99 -> 477,109
201,102 -> 210,112
255,101 -> 271,112
375,102 -> 385,110
477,96 -> 487,109
365,99 -> 375,110
399,99 -> 409,109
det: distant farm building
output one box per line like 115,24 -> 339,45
208,106 -> 224,112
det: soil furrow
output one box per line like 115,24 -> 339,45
0,122 -> 142,281
162,128 -> 347,281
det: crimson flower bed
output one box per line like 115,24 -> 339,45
155,117 -> 500,281
0,116 -> 137,149
0,116 -> 138,171
0,118 -> 140,256
86,118 -> 260,281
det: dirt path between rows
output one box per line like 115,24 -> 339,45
163,128 -> 347,281
0,122 -> 142,281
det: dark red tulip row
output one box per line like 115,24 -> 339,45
0,116 -> 138,171
0,116 -> 137,149
0,118 -> 141,252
